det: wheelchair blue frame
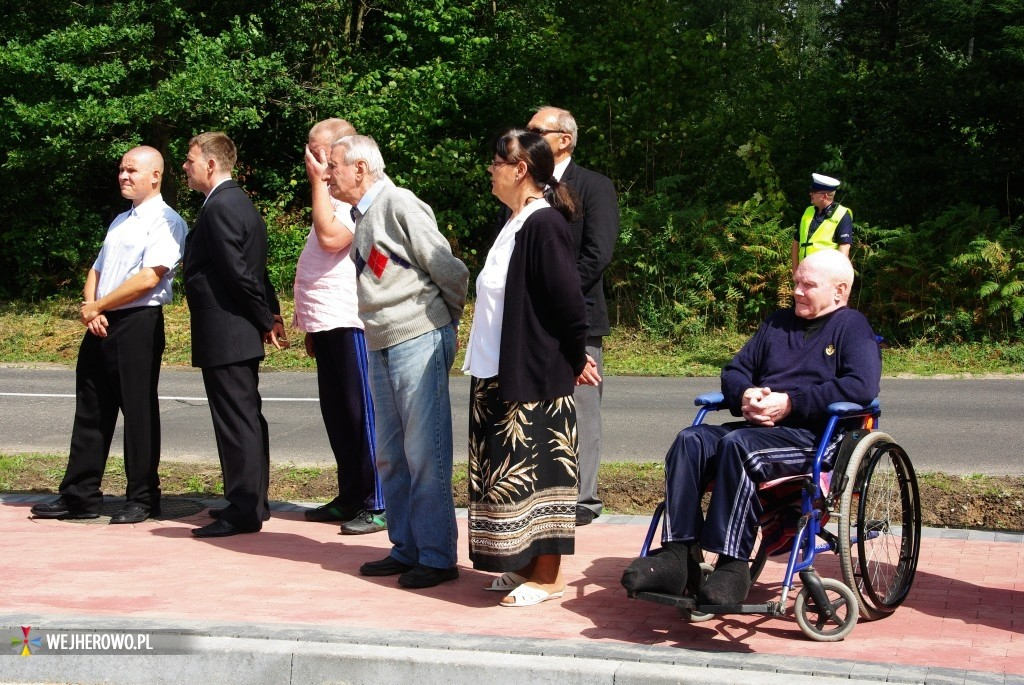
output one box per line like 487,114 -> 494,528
635,391 -> 882,633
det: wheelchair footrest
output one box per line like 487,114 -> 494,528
693,602 -> 777,615
633,592 -> 780,616
633,591 -> 694,609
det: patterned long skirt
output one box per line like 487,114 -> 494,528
468,376 -> 578,572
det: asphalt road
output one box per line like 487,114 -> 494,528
0,365 -> 1020,475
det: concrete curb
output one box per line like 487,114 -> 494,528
3,614 -> 1018,685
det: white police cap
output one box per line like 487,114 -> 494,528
810,173 -> 841,191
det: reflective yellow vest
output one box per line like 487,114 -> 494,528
797,204 -> 851,261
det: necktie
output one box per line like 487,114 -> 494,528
350,206 -> 361,223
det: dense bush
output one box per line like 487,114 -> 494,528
1,0 -> 1021,345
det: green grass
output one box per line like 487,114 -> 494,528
879,341 -> 1024,376
277,466 -> 330,485
6,453 -> 1022,529
3,296 -> 1024,376
0,453 -> 28,490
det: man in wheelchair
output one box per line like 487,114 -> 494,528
621,249 -> 881,606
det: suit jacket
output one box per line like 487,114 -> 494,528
561,160 -> 619,337
183,180 -> 279,368
496,160 -> 619,337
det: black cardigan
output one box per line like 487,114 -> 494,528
496,206 -> 589,402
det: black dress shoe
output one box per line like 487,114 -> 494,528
191,518 -> 260,538
359,556 -> 414,576
30,497 -> 99,520
209,507 -> 270,522
398,564 -> 460,589
575,505 -> 598,526
110,504 -> 154,524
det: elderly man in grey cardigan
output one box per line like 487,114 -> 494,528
323,134 -> 469,589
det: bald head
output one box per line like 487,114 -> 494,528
130,146 -> 164,172
803,249 -> 854,290
309,118 -> 357,157
119,146 -> 165,207
793,249 -> 854,319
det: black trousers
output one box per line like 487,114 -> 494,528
60,306 -> 164,513
201,359 -> 269,529
310,327 -> 383,511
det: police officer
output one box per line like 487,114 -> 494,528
791,173 -> 853,272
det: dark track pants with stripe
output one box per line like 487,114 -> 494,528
662,422 -> 834,560
309,327 -> 383,511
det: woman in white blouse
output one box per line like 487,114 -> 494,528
462,129 -> 601,607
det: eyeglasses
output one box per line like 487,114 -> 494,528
526,127 -> 567,136
488,159 -> 517,169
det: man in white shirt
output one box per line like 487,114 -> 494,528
296,119 -> 385,534
31,146 -> 187,524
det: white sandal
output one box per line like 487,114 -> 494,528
483,571 -> 528,592
499,583 -> 565,607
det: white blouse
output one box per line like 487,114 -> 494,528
462,198 -> 551,379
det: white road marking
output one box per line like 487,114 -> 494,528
0,393 -> 317,402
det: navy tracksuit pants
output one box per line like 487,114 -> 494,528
662,422 -> 838,560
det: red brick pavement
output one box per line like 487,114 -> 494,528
2,500 -> 1021,678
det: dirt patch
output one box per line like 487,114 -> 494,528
3,455 -> 1022,532
917,473 -> 1024,531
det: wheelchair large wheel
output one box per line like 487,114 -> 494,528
794,577 -> 858,641
837,432 -> 921,620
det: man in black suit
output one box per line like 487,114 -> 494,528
526,106 -> 619,526
182,131 -> 285,538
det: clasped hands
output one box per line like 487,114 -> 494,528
741,387 -> 792,427
80,301 -> 108,338
575,354 -> 602,387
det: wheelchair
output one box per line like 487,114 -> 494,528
631,392 -> 921,641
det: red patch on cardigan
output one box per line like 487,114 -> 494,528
367,246 -> 389,278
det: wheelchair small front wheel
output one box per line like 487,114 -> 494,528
794,577 -> 858,641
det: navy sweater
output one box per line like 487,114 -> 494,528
721,307 -> 881,432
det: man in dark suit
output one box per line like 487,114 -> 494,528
182,131 -> 285,538
526,106 -> 619,526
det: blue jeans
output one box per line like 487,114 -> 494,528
368,325 -> 458,569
